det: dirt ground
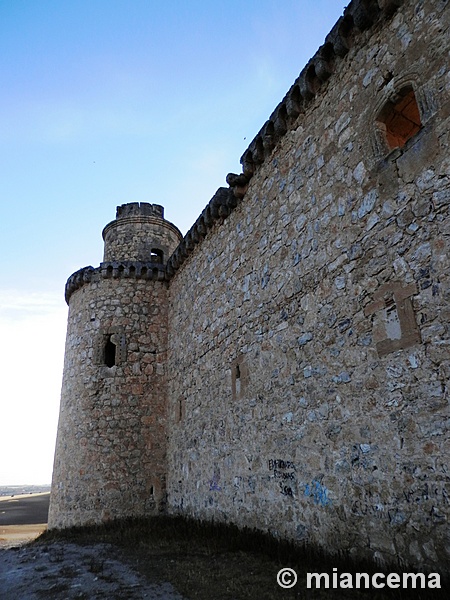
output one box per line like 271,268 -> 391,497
0,493 -> 187,599
0,494 -> 447,600
0,541 -> 187,599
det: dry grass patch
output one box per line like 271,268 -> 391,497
35,516 -> 448,600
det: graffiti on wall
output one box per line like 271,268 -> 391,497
269,459 -> 296,497
303,477 -> 332,507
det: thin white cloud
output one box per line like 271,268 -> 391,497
0,289 -> 66,319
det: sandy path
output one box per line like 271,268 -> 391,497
0,492 -> 50,548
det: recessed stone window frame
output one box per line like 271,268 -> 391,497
94,327 -> 127,367
371,74 -> 437,160
376,86 -> 422,150
364,281 -> 421,357
104,334 -> 117,367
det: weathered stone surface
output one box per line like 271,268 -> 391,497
49,208 -> 182,528
166,0 -> 450,573
50,0 -> 450,576
103,202 -> 181,264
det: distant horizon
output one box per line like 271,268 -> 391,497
0,483 -> 51,489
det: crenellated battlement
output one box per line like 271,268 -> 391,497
238,0 -> 403,179
115,202 -> 164,219
164,0 -> 407,276
166,187 -> 238,276
64,202 -> 182,302
67,0 -> 409,284
64,261 -> 167,304
102,202 -> 182,264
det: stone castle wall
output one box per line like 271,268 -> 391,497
49,0 -> 450,573
49,206 -> 182,528
166,0 -> 450,570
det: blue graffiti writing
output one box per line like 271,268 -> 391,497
304,478 -> 332,507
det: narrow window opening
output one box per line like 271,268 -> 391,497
235,364 -> 241,397
232,356 -> 248,401
176,396 -> 185,423
377,87 -> 422,150
150,248 -> 164,263
104,335 -> 116,368
150,485 -> 154,496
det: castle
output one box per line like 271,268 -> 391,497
49,0 -> 450,572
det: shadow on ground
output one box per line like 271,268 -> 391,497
0,515 -> 447,600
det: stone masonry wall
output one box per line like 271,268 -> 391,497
103,203 -> 181,264
167,0 -> 450,571
49,277 -> 170,528
49,203 -> 182,529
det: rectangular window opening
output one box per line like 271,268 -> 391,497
104,335 -> 117,368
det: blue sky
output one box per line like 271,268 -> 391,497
0,0 -> 347,485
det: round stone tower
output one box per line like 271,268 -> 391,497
48,203 -> 182,529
